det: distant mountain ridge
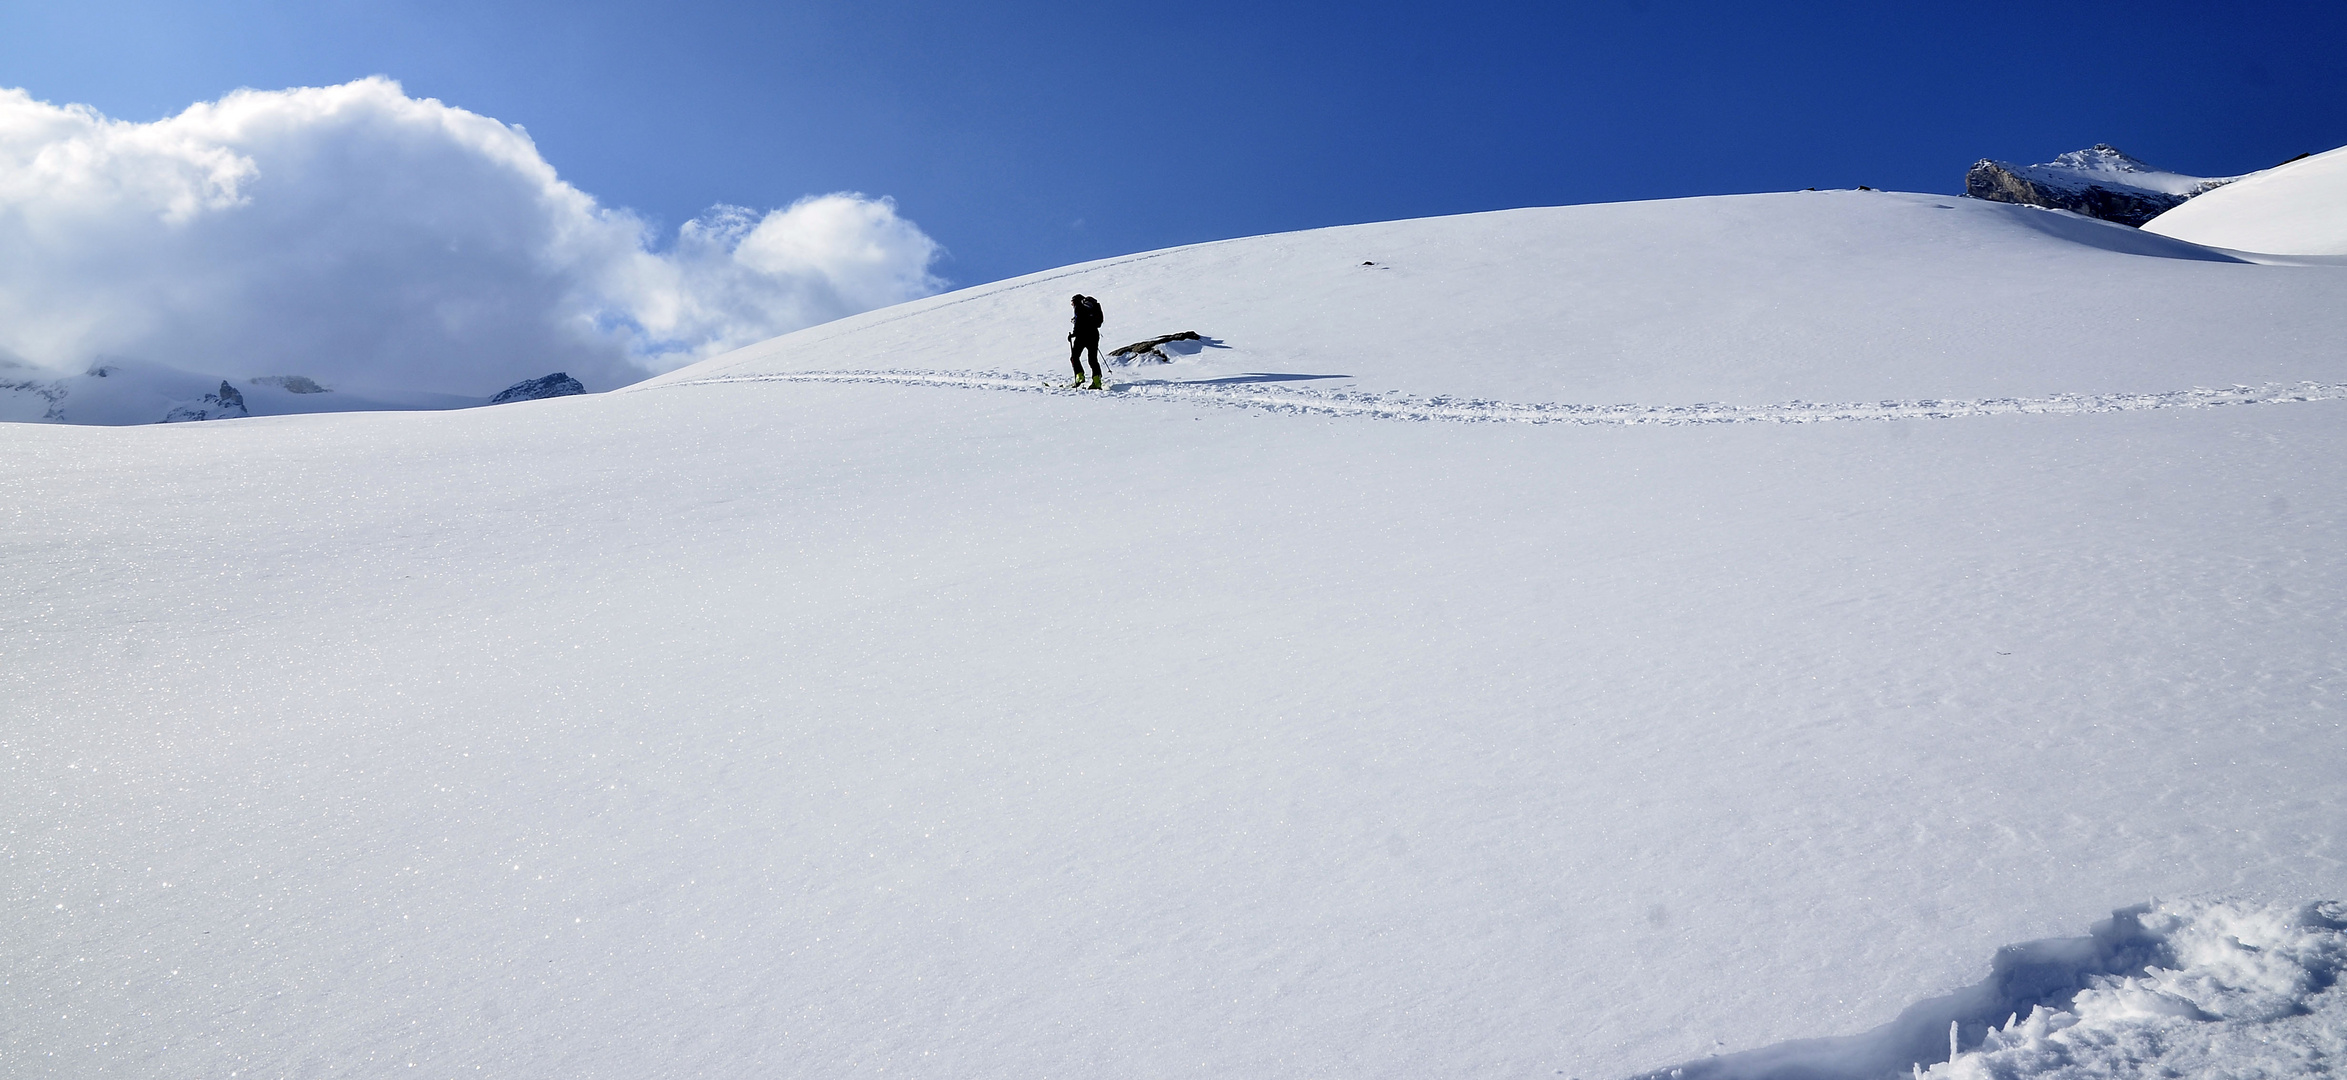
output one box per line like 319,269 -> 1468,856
0,356 -> 518,425
1965,145 -> 2241,227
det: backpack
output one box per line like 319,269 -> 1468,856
1075,295 -> 1103,330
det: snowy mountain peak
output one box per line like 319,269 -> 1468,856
2044,143 -> 2161,176
162,380 -> 249,423
1965,145 -> 2240,227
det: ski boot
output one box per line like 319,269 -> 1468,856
1088,375 -> 1104,391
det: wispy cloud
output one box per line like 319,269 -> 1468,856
0,77 -> 944,394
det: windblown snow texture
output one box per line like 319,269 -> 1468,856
7,188 -> 2345,1080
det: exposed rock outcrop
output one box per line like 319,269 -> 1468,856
1109,332 -> 1205,364
1965,145 -> 2238,228
489,372 -> 586,404
162,380 -> 249,423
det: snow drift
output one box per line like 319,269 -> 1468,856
0,79 -> 944,398
6,191 -> 2345,1080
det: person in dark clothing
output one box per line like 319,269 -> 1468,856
1068,294 -> 1104,390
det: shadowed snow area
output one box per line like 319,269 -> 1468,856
6,191 -> 2346,1079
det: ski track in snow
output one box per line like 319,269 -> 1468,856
646,369 -> 2347,426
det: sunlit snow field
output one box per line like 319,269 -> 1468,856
6,190 -> 2345,1079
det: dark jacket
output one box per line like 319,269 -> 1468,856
1070,296 -> 1103,338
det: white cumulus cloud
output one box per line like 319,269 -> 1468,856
0,77 -> 945,394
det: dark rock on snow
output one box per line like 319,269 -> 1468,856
162,381 -> 249,423
1965,161 -> 2183,227
489,372 -> 586,405
1109,332 -> 1204,364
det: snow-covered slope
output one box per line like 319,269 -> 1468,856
648,190 -> 2339,405
7,192 -> 2346,1080
2145,143 -> 2347,255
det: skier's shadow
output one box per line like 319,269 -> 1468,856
1109,335 -> 1351,387
1115,371 -> 1352,389
1186,373 -> 1352,385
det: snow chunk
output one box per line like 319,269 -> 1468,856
1930,900 -> 2347,1080
1641,899 -> 2347,1080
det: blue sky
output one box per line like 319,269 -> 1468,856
4,0 -> 2342,289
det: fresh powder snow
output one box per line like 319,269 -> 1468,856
5,187 -> 2345,1079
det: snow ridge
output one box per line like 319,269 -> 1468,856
647,369 -> 2347,426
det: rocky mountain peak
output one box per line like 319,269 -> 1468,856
1965,145 -> 2240,228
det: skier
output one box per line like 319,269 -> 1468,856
1068,294 -> 1104,390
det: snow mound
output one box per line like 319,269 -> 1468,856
1641,899 -> 2347,1080
2145,144 -> 2347,255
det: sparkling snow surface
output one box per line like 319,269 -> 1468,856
6,192 -> 2346,1079
2146,144 -> 2347,256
